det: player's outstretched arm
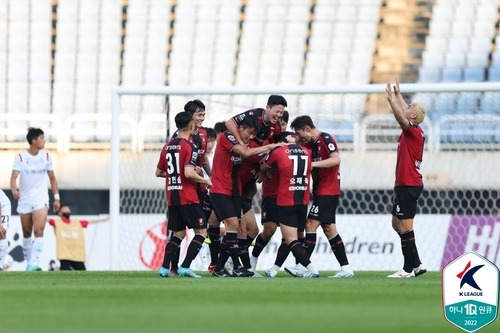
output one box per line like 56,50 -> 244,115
385,81 -> 409,129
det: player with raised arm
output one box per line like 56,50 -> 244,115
287,116 -> 354,278
157,111 -> 213,278
385,79 -> 427,278
10,127 -> 60,271
210,115 -> 282,277
259,143 -> 319,278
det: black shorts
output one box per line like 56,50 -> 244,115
391,185 -> 423,219
261,197 -> 279,224
167,204 -> 207,231
308,195 -> 339,224
201,191 -> 212,220
242,197 -> 253,215
210,193 -> 242,222
277,205 -> 307,231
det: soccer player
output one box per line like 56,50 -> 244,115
259,143 -> 319,278
223,95 -> 287,273
168,99 -> 211,275
210,115 -> 282,277
156,111 -> 213,278
287,115 -> 354,278
385,79 -> 427,278
10,127 -> 60,271
250,132 -> 297,274
0,189 -> 12,271
47,204 -> 109,270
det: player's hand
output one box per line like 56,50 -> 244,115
385,83 -> 393,101
205,179 -> 213,189
0,225 -> 6,238
53,200 -> 60,213
393,78 -> 401,95
194,166 -> 203,176
12,189 -> 20,200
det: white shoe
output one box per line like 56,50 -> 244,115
413,265 -> 427,277
329,269 -> 354,278
224,257 -> 234,275
265,269 -> 278,278
303,270 -> 320,278
250,256 -> 258,271
387,270 -> 415,278
284,264 -> 305,277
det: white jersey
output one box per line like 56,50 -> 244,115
0,189 -> 11,217
12,149 -> 54,206
1,189 -> 11,231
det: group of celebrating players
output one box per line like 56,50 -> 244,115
156,80 -> 428,279
155,95 -> 354,278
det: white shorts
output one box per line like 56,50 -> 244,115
16,201 -> 49,215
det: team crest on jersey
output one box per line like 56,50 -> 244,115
198,218 -> 204,226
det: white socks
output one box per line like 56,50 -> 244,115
31,237 -> 44,267
22,237 -> 33,264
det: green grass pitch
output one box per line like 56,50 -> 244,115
1,271 -> 498,333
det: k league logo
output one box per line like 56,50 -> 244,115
442,252 -> 499,332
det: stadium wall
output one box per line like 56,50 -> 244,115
5,214 -> 499,272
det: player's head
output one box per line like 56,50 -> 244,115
26,127 -> 45,148
238,114 -> 261,144
214,121 -> 227,137
410,102 -> 426,124
275,131 -> 297,144
184,99 -> 205,128
175,111 -> 195,133
265,95 -> 287,125
280,110 -> 289,131
206,127 -> 217,153
290,115 -> 316,144
57,204 -> 72,219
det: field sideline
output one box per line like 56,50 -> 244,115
1,271 -> 498,333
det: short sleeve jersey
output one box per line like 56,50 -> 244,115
263,144 -> 311,206
304,132 -> 341,196
172,127 -> 208,168
261,167 -> 279,199
231,108 -> 281,145
239,140 -> 266,193
210,131 -> 243,197
0,189 -> 11,217
156,137 -> 200,206
395,123 -> 425,186
12,150 -> 54,205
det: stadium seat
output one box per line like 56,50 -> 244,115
418,67 -> 440,83
442,68 -> 462,82
487,67 -> 500,81
463,68 -> 485,82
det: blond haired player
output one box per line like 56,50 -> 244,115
385,79 -> 427,278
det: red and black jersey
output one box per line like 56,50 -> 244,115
210,131 -> 243,197
231,108 -> 281,145
239,140 -> 266,194
304,132 -> 341,196
261,167 -> 279,199
395,123 -> 425,186
171,127 -> 208,168
262,144 -> 311,206
156,137 -> 200,206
